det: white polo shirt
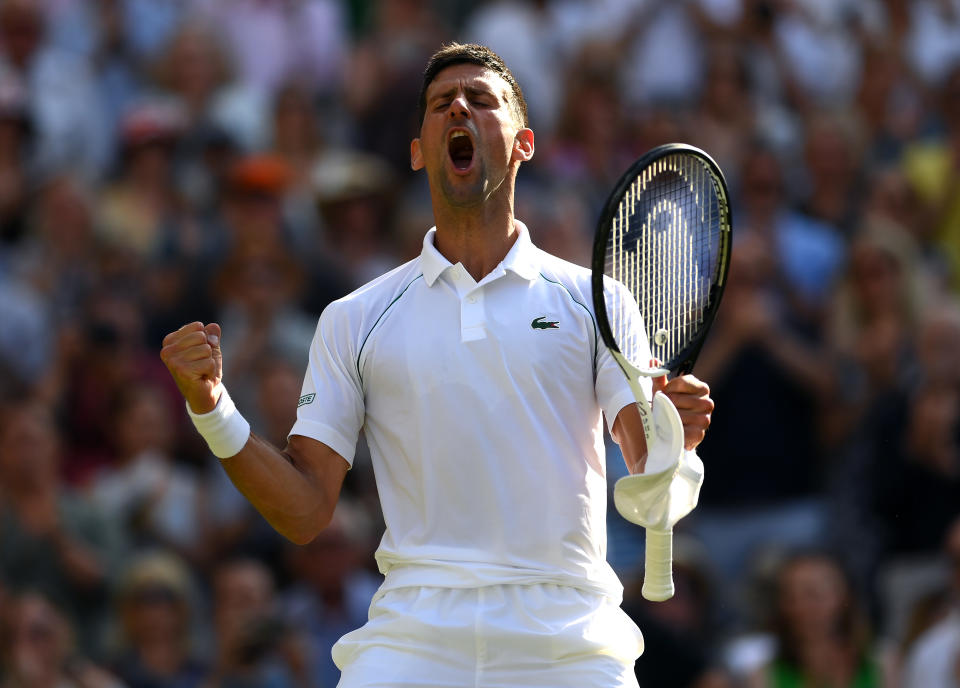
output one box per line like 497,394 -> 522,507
290,221 -> 648,601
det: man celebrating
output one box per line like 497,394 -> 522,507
161,43 -> 713,687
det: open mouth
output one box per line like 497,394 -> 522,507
448,130 -> 474,171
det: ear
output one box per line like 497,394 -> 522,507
512,128 -> 534,163
410,138 -> 424,171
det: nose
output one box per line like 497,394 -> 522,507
448,93 -> 470,120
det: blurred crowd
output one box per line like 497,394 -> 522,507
0,0 -> 959,687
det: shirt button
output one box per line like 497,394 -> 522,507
467,296 -> 477,304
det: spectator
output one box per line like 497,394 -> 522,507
211,242 -> 315,412
734,145 -> 845,321
110,552 -> 206,688
0,401 -> 122,652
901,515 -> 960,688
0,0 -> 109,180
89,384 -> 207,565
800,112 -> 865,236
59,289 -> 181,483
310,150 -> 399,289
745,550 -> 885,688
690,233 -> 831,606
268,81 -> 325,246
825,225 -> 923,442
96,100 -> 186,261
281,499 -> 380,688
208,558 -> 308,688
624,535 -> 733,688
688,41 -> 754,191
0,76 -> 30,253
343,0 -> 450,172
0,591 -> 123,688
150,22 -> 266,153
194,0 -> 348,101
461,0 -> 563,135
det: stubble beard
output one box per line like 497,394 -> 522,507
439,160 -> 488,209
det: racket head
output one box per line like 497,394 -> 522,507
591,143 -> 732,376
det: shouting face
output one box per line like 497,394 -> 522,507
411,63 -> 533,209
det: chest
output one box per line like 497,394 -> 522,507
359,279 -> 597,408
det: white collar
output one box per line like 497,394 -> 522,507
420,219 -> 540,287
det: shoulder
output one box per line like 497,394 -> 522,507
533,248 -> 595,309
321,258 -> 424,325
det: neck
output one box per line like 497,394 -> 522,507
432,186 -> 518,282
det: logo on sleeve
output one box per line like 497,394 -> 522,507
531,316 -> 559,330
297,393 -> 316,408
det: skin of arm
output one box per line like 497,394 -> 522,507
160,321 -> 348,545
611,373 -> 714,474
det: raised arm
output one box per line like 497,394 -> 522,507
160,321 -> 348,544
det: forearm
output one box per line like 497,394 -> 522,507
218,433 -> 346,544
162,322 -> 349,543
611,402 -> 649,474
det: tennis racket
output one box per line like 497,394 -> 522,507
591,143 -> 732,601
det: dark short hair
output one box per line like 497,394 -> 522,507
418,43 -> 529,129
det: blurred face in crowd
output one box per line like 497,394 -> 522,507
273,84 -> 320,156
741,150 -> 784,219
0,1 -> 42,69
0,405 -> 59,493
2,594 -> 73,684
35,178 -> 93,260
777,556 -> 849,641
232,251 -> 300,316
289,510 -> 367,597
916,305 -> 960,386
411,63 -> 533,210
224,191 -> 284,249
702,44 -> 747,119
805,119 -> 855,190
256,359 -> 301,441
163,27 -> 226,110
114,387 -> 174,461
864,169 -> 917,235
213,560 -> 275,646
121,582 -> 188,646
848,240 -> 903,316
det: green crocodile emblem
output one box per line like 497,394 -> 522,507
531,316 -> 559,330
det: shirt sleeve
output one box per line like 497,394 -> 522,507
288,302 -> 364,465
594,277 -> 653,433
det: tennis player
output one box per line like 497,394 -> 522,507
161,43 -> 713,688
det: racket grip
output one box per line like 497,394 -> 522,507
642,528 -> 675,601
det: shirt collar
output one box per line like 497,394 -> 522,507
420,219 -> 540,287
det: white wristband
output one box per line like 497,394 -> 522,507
186,385 -> 251,459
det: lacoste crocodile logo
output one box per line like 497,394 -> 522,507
531,316 -> 559,330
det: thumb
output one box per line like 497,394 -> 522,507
650,357 -> 667,396
204,322 -> 221,349
204,322 -> 223,381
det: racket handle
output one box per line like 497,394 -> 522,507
642,528 -> 675,601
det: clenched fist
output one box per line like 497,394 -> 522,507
160,322 -> 224,414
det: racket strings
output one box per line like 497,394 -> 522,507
605,154 -> 723,369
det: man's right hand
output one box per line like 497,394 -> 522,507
160,321 -> 224,414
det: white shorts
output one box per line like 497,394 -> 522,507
332,584 -> 643,688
